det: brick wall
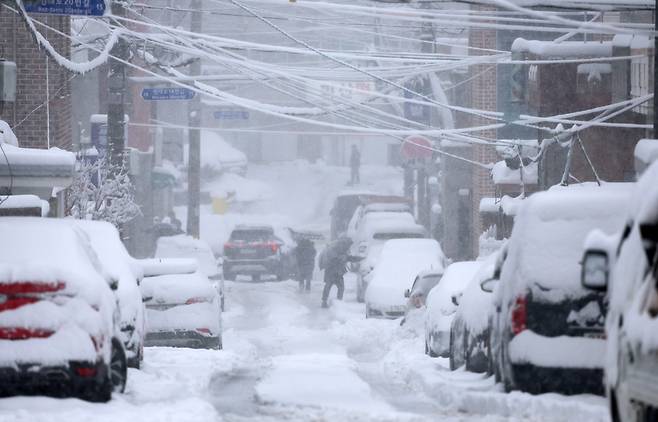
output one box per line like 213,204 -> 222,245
0,9 -> 71,150
469,6 -> 498,258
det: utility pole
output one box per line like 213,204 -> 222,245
107,2 -> 128,169
187,0 -> 202,238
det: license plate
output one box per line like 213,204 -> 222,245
584,332 -> 606,339
241,249 -> 258,255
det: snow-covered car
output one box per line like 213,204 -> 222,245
581,161 -> 658,421
0,218 -> 126,402
346,202 -> 412,240
223,225 -> 297,281
140,260 -> 222,349
73,220 -> 146,369
156,234 -> 224,310
351,217 -> 426,302
492,184 -> 631,395
404,269 -> 443,312
425,261 -> 482,358
449,253 -> 499,372
330,191 -> 407,240
365,239 -> 445,319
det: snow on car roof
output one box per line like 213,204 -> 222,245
0,217 -> 108,299
504,184 -> 632,300
363,203 -> 410,213
140,272 -> 216,304
156,235 -> 218,278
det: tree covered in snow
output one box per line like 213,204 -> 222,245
67,155 -> 141,227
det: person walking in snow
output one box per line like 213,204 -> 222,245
349,145 -> 361,185
295,237 -> 316,292
319,237 -> 358,308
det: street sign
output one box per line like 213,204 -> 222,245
23,0 -> 106,16
141,87 -> 195,101
213,110 -> 249,120
401,135 -> 433,161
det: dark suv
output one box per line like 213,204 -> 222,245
223,225 -> 296,281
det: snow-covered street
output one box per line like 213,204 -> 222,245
0,275 -> 608,422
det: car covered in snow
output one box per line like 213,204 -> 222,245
0,218 -> 126,402
155,235 -> 224,310
365,239 -> 445,319
140,259 -> 222,349
330,192 -> 408,240
404,269 -> 444,311
73,220 -> 146,369
581,161 -> 658,421
223,225 -> 297,281
492,184 -> 631,395
351,216 -> 425,302
449,252 -> 500,373
346,202 -> 412,241
425,261 -> 482,358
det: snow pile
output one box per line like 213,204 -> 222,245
366,239 -> 445,311
207,172 -> 271,204
491,160 -> 538,185
255,353 -> 393,413
0,144 -> 75,168
0,120 -> 18,146
200,130 -> 247,173
509,330 -> 605,368
155,235 -> 219,278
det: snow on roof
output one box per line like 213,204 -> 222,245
511,38 -> 612,58
500,195 -> 524,217
491,160 -> 538,186
634,139 -> 658,166
577,63 -> 611,75
612,34 -> 634,48
201,130 -> 247,170
479,197 -> 499,214
0,144 -> 75,169
502,184 -> 632,300
630,35 -> 652,50
495,139 -> 539,159
0,195 -> 49,215
153,159 -> 182,182
0,120 -> 18,147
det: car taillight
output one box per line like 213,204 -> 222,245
224,243 -> 234,252
268,242 -> 279,253
0,296 -> 39,312
0,327 -> 54,340
0,281 -> 66,295
186,297 -> 209,305
74,366 -> 97,377
196,328 -> 211,336
511,295 -> 527,335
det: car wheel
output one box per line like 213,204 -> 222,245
110,338 -> 128,394
252,274 -> 261,282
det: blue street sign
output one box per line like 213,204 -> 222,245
23,0 -> 106,16
141,87 -> 196,101
213,110 -> 250,120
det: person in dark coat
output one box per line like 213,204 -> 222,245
294,238 -> 316,292
349,145 -> 361,185
319,237 -> 358,308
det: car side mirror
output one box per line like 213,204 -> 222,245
581,250 -> 609,292
404,289 -> 410,298
451,295 -> 460,306
480,277 -> 497,293
109,279 -> 119,291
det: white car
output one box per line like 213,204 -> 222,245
73,220 -> 146,369
0,218 -> 126,402
425,261 -> 482,358
365,238 -> 445,319
351,217 -> 426,302
140,260 -> 222,349
155,234 -> 224,310
346,202 -> 412,240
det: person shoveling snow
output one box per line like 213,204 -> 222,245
319,237 -> 360,308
